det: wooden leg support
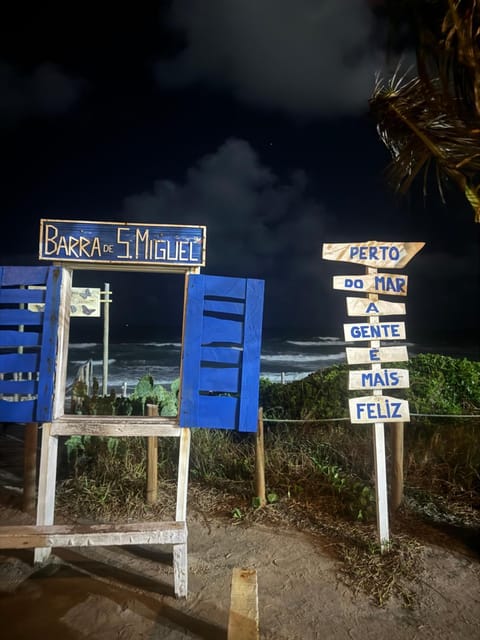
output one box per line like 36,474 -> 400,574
34,423 -> 59,564
173,428 -> 191,598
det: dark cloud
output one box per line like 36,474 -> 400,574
123,138 -> 335,327
155,0 -> 385,117
0,61 -> 85,125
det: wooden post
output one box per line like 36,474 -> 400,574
174,427 -> 191,598
23,422 -> 38,515
228,568 -> 259,640
102,283 -> 111,396
372,422 -> 390,551
34,422 -> 59,564
146,404 -> 158,505
367,266 -> 390,551
255,408 -> 266,507
390,421 -> 404,512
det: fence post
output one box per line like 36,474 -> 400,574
23,422 -> 38,515
390,421 -> 404,511
255,407 -> 266,507
146,404 -> 158,504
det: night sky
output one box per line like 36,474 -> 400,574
1,1 -> 478,349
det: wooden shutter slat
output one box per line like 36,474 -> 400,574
202,316 -> 243,345
0,380 -> 37,394
199,367 -> 240,393
197,395 -> 238,429
0,353 -> 40,373
0,309 -> 44,326
0,330 -> 42,348
201,346 -> 241,365
203,299 -> 245,315
0,399 -> 36,421
0,288 -> 46,304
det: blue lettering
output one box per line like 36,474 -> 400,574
392,402 -> 402,418
365,302 -> 379,314
356,403 -> 367,420
350,247 -> 359,259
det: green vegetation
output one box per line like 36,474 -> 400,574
59,354 -> 480,606
64,355 -> 480,508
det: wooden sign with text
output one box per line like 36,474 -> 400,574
345,345 -> 409,365
333,274 -> 408,296
323,241 -> 424,269
346,297 -> 406,317
343,321 -> 406,342
349,396 -> 410,424
39,219 -> 206,269
324,238 -> 424,548
348,368 -> 410,391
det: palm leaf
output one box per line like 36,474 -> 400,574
370,0 -> 480,220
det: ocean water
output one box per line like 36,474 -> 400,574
66,332 -> 479,395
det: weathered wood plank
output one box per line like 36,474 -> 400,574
323,241 -> 424,268
346,297 -> 406,317
333,274 -> 408,296
0,521 -> 187,549
345,345 -> 409,365
34,422 -> 58,563
39,219 -> 206,268
228,568 -> 259,640
50,415 -> 181,437
372,422 -> 390,551
348,368 -> 409,391
344,321 -> 406,342
349,396 -> 410,424
146,404 -> 159,505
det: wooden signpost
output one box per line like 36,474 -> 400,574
323,240 -> 424,549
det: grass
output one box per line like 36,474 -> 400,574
56,414 -> 480,607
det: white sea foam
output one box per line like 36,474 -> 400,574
69,343 -> 99,349
143,342 -> 182,348
287,340 -> 347,347
261,353 -> 345,363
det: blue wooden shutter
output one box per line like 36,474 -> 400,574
179,274 -> 264,431
0,266 -> 63,422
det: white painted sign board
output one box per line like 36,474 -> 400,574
349,396 -> 410,424
345,345 -> 409,365
323,241 -> 424,269
346,297 -> 406,317
344,322 -> 406,342
333,274 -> 408,296
348,368 -> 409,391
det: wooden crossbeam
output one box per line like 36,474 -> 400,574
50,415 -> 181,437
0,521 -> 187,549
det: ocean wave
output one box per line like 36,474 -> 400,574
286,339 -> 346,347
70,358 -> 116,366
261,352 -> 345,363
69,343 -> 99,349
143,342 -> 182,349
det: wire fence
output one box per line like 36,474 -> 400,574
262,412 -> 480,424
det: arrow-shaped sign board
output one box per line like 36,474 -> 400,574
346,345 -> 409,365
348,368 -> 409,391
346,297 -> 406,317
344,322 -> 406,342
333,274 -> 408,296
349,396 -> 410,424
323,241 -> 424,269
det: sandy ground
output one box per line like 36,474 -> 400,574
1,494 -> 480,640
